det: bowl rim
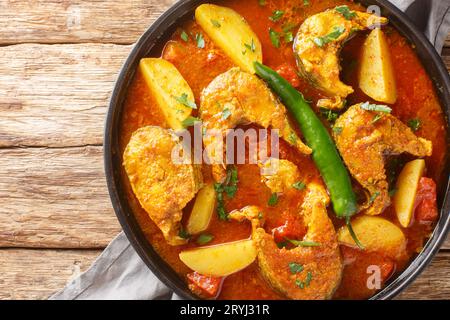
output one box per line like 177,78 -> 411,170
104,0 -> 450,300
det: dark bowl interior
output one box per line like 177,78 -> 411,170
104,0 -> 450,300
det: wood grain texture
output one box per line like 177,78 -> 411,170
0,43 -> 132,148
397,252 -> 450,300
0,146 -> 121,248
0,0 -> 176,45
0,249 -> 100,300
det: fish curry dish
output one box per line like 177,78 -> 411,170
119,0 -> 447,300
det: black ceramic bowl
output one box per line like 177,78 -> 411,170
105,0 -> 450,300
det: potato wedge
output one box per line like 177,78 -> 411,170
195,4 -> 262,74
359,28 -> 397,104
394,159 -> 426,228
179,239 -> 257,276
139,58 -> 195,130
187,183 -> 216,235
338,216 -> 406,259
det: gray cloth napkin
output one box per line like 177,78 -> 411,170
50,0 -> 450,300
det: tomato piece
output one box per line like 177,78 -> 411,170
415,177 -> 439,223
272,215 -> 305,244
187,272 -> 223,298
275,63 -> 301,88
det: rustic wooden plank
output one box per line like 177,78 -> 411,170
0,249 -> 100,300
397,252 -> 450,300
0,146 -> 121,248
0,0 -> 176,45
445,33 -> 450,48
0,248 -> 448,300
0,43 -> 131,148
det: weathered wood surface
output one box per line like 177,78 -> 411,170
0,0 -> 448,300
0,249 -> 100,300
0,0 -> 176,45
0,146 -> 120,248
0,43 -> 131,148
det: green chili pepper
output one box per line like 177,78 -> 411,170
254,62 -> 362,247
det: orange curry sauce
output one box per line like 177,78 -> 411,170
119,0 -> 447,299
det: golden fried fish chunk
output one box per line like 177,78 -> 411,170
333,104 -> 432,216
294,7 -> 388,109
200,68 -> 311,182
123,126 -> 202,245
230,183 -> 342,300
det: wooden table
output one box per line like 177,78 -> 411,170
0,0 -> 448,300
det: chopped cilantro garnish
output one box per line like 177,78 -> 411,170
333,126 -> 343,135
335,5 -> 357,20
244,38 -> 256,52
313,25 -> 346,47
289,262 -> 304,274
182,116 -> 201,128
360,102 -> 392,113
222,108 -> 232,120
180,30 -> 189,42
196,233 -> 214,245
372,114 -> 384,123
178,228 -> 191,239
211,19 -> 221,28
320,108 -> 339,123
269,28 -> 281,48
284,31 -> 294,43
269,10 -> 285,22
287,238 -> 321,247
258,0 -> 266,6
174,93 -> 197,109
195,33 -> 205,48
268,193 -> 279,206
214,167 -> 239,221
407,118 -> 421,132
292,181 -> 306,190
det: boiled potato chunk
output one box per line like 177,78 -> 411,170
359,28 -> 397,104
338,216 -> 406,259
139,58 -> 194,130
187,183 -> 216,235
179,239 -> 256,276
195,4 -> 262,74
394,159 -> 426,228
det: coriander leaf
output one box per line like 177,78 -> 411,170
303,0 -> 310,5
284,31 -> 294,43
244,38 -> 256,52
269,10 -> 285,22
313,25 -> 346,47
268,193 -> 279,206
369,191 -> 381,205
222,108 -> 232,120
295,279 -> 305,289
180,30 -> 189,42
178,228 -> 191,239
196,233 -> 214,245
305,271 -> 313,286
292,181 -> 306,190
195,33 -> 205,48
360,102 -> 392,113
258,0 -> 266,6
269,28 -> 281,48
335,5 -> 357,20
174,93 -> 197,109
211,19 -> 221,28
182,116 -> 201,128
372,114 -> 383,123
333,126 -> 343,135
288,132 -> 297,144
319,108 -> 339,123
407,118 -> 421,132
287,239 -> 321,247
289,262 -> 304,274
